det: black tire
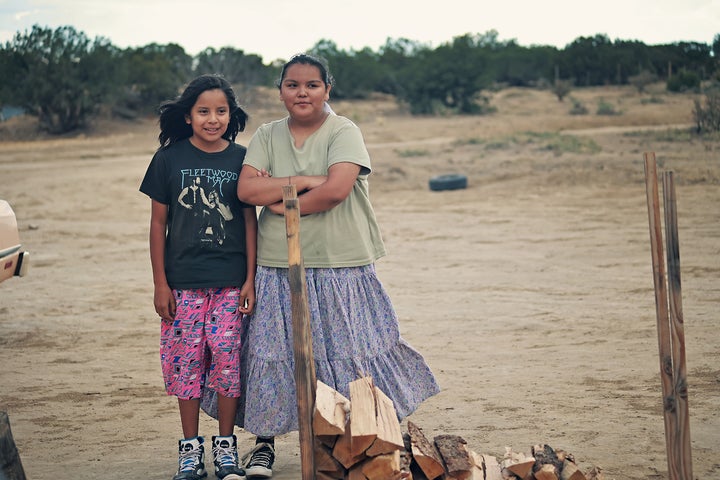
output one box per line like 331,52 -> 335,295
428,173 -> 468,191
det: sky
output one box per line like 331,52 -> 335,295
1,0 -> 718,62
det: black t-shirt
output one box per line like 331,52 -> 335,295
139,139 -> 251,289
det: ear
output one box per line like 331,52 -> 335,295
324,85 -> 332,101
185,114 -> 191,124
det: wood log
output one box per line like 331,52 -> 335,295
434,434 -> 472,480
315,441 -> 346,477
347,465 -> 367,480
314,380 -> 350,436
501,446 -> 535,479
360,450 -> 401,480
406,421 -> 444,480
482,455 -> 503,480
332,416 -> 367,469
349,377 -> 378,457
534,463 -> 560,480
0,411 -> 27,480
560,459 -> 587,480
585,466 -> 604,480
366,386 -> 404,457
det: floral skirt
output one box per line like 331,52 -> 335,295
201,264 -> 440,437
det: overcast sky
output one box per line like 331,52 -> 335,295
1,0 -> 718,62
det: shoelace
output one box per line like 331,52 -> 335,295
213,443 -> 237,468
246,445 -> 273,468
178,448 -> 202,472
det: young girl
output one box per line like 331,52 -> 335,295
140,74 -> 256,480
203,53 -> 439,478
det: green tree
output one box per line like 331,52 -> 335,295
194,47 -> 270,86
119,43 -> 193,114
0,24 -> 121,133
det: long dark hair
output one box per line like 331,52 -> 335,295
157,74 -> 249,148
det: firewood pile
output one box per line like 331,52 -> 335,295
313,377 -> 604,480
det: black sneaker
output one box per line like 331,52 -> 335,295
212,435 -> 246,480
173,437 -> 208,480
241,442 -> 275,478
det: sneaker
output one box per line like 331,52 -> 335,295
173,436 -> 208,480
212,435 -> 246,480
241,442 -> 275,478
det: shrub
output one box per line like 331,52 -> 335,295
667,70 -> 701,93
693,87 -> 720,133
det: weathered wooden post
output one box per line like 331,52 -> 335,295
0,411 -> 27,480
643,152 -> 693,480
662,169 -> 693,479
282,184 -> 316,480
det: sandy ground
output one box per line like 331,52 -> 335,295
1,85 -> 718,480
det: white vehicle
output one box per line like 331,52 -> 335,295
0,199 -> 29,283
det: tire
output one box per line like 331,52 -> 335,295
428,173 -> 468,191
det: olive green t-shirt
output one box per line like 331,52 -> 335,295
243,114 -> 386,267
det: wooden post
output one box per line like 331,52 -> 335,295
643,152 -> 693,480
283,184 -> 317,480
662,171 -> 693,479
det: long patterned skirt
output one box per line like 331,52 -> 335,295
201,264 -> 440,437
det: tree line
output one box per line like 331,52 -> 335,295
1,25 -> 718,134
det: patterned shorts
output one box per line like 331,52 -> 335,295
160,287 -> 243,400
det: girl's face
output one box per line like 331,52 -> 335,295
279,63 -> 330,123
185,88 -> 230,151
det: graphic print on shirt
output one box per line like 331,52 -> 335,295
176,169 -> 236,248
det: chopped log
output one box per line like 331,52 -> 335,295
347,465 -> 367,480
399,447 -> 414,480
332,416 -> 367,469
360,450 -> 401,480
406,421 -> 444,480
560,459 -> 587,480
501,446 -> 535,479
434,434 -> 472,480
504,458 -> 535,479
482,455 -> 503,480
349,377 -> 378,457
532,444 -> 563,473
314,380 -> 350,436
315,441 -> 346,477
585,466 -> 604,480
317,434 -> 338,449
316,471 -> 343,480
366,387 -> 404,457
534,463 -> 560,480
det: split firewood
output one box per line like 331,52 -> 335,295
585,466 -> 604,480
559,459 -> 587,480
347,465 -> 367,480
466,450 -> 486,480
434,434 -> 472,480
406,421 -> 444,480
315,440 -> 346,477
349,377 -> 378,457
532,444 -> 563,473
314,380 -> 350,436
534,463 -> 560,480
316,472 -> 343,480
482,454 -> 503,480
501,446 -> 535,479
360,450 -> 401,480
366,386 -> 404,457
333,416 -> 367,469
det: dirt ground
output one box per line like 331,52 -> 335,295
1,84 -> 718,480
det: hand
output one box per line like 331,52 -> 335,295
256,168 -> 272,178
266,201 -> 284,215
154,284 -> 176,321
239,283 -> 256,315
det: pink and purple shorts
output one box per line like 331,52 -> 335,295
160,287 -> 243,400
